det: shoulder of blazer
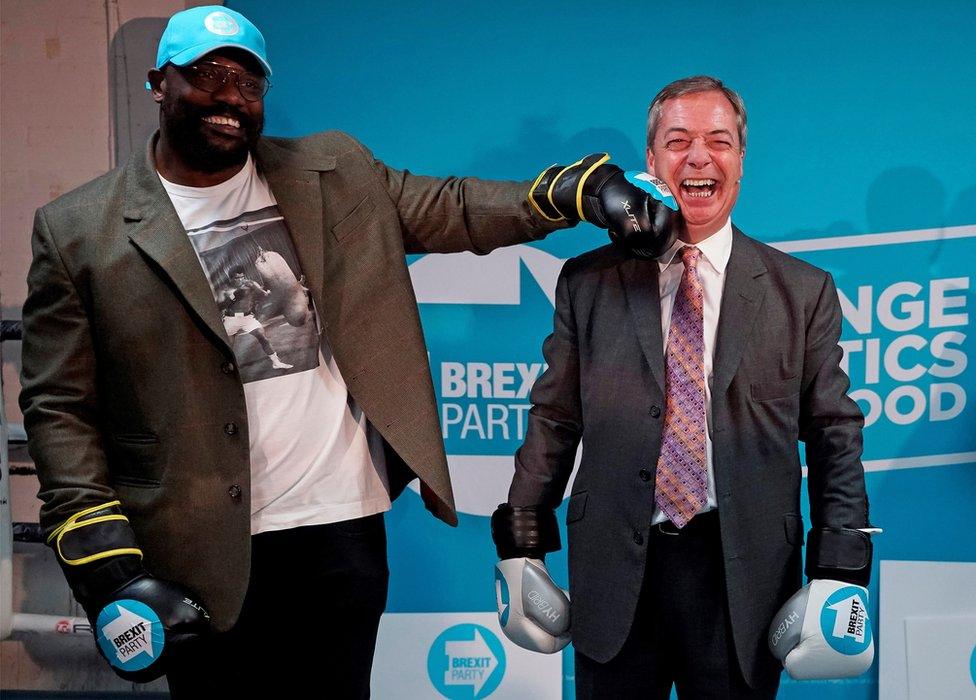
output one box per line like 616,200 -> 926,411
563,243 -> 631,280
257,130 -> 376,173
38,162 -> 127,226
732,225 -> 830,289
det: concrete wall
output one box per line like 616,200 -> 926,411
1,1 -> 214,692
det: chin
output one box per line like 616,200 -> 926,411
184,138 -> 250,173
681,209 -> 720,227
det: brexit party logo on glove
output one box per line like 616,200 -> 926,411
769,580 -> 875,680
96,600 -> 165,673
819,585 -> 873,656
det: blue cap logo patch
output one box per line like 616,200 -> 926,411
95,599 -> 164,672
427,624 -> 506,698
819,586 -> 872,656
204,11 -> 240,36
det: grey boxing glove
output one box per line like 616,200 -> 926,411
490,504 -> 570,653
769,525 -> 880,679
494,557 -> 570,654
768,579 -> 874,679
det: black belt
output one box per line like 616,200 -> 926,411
653,509 -> 719,536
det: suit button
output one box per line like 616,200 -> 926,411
633,529 -> 644,545
221,361 -> 235,374
649,405 -> 661,418
228,484 -> 242,501
638,468 -> 652,482
223,422 -> 238,435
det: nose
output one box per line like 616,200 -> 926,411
211,76 -> 246,107
686,136 -> 711,169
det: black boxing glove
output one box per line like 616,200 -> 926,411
528,153 -> 679,258
48,500 -> 211,682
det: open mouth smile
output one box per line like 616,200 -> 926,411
680,178 -> 717,199
202,115 -> 243,135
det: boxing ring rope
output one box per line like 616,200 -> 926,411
1,319 -> 90,639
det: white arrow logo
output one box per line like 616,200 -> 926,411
409,246 -> 563,307
407,246 -> 579,517
443,629 -> 498,696
102,604 -> 156,665
827,594 -> 867,643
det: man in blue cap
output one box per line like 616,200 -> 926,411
19,5 -> 677,696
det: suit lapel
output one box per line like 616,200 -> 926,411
619,256 -> 666,392
124,136 -> 233,352
712,227 -> 769,397
123,135 -> 337,355
255,139 -> 335,306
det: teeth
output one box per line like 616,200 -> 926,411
204,116 -> 241,128
682,178 -> 716,186
685,190 -> 714,198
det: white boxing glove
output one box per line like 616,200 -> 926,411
768,579 -> 874,679
494,558 -> 570,654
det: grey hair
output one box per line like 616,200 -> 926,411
646,75 -> 747,151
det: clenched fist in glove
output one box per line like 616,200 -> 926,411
528,153 -> 679,258
495,558 -> 571,654
768,526 -> 878,680
490,504 -> 570,654
49,500 -> 211,682
769,579 -> 874,680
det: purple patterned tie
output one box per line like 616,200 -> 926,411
655,246 -> 708,528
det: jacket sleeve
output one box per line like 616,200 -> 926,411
799,270 -> 871,531
19,206 -> 133,543
350,138 -> 571,255
507,261 -> 583,510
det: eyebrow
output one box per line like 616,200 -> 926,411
664,128 -> 735,139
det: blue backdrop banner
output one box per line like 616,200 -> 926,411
230,3 -> 976,697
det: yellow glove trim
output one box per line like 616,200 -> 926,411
47,499 -> 124,543
527,164 -> 566,223
574,153 -> 610,221
546,157 -> 586,218
48,500 -> 144,566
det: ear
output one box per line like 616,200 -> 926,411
645,146 -> 656,177
738,148 -> 745,181
147,69 -> 166,104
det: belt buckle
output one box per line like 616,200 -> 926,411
656,520 -> 681,536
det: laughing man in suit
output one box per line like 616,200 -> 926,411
492,75 -> 875,698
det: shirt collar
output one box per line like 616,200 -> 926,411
156,152 -> 255,198
657,217 -> 734,276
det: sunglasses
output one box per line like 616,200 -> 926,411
177,61 -> 270,102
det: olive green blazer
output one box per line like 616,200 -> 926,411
20,130 -> 564,629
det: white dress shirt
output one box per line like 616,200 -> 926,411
651,218 -> 733,525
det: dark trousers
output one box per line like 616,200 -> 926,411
574,511 -> 780,699
166,513 -> 389,698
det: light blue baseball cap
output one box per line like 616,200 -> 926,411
154,5 -> 272,77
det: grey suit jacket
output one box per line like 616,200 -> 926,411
19,130 -> 565,630
508,228 -> 869,687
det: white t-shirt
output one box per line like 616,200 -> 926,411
158,154 -> 390,534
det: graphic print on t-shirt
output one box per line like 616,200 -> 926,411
186,205 -> 320,383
